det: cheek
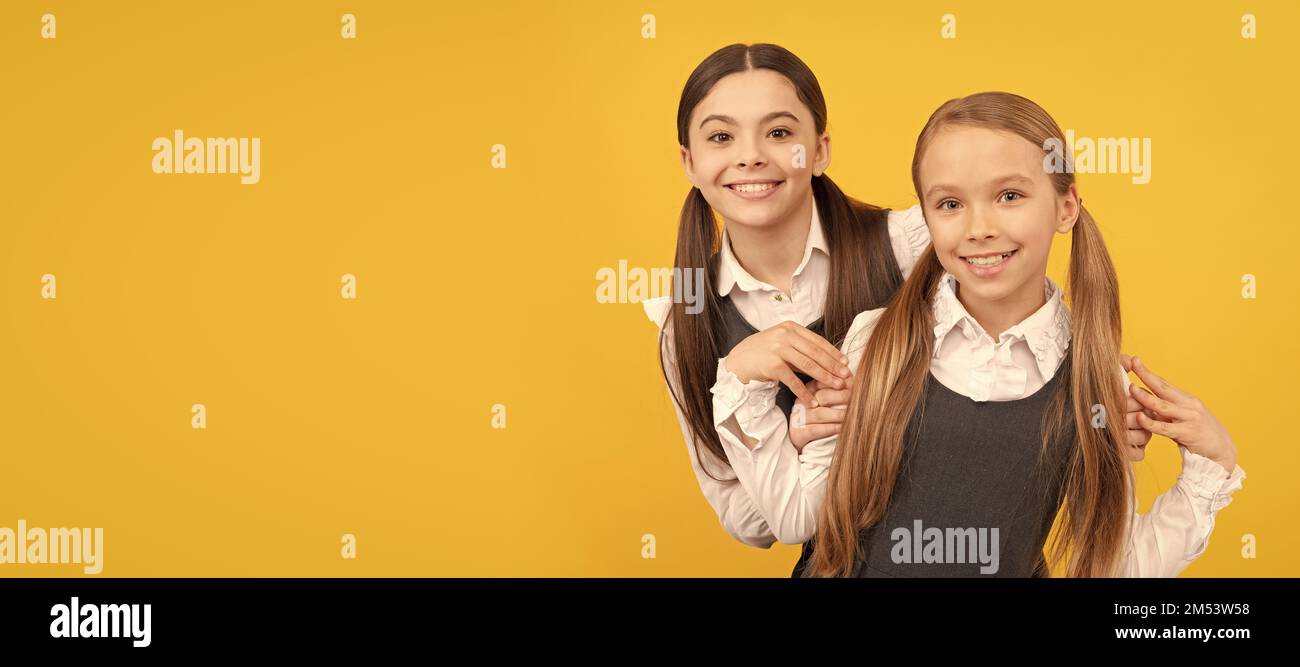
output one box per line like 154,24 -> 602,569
688,149 -> 727,183
778,141 -> 808,172
1007,205 -> 1060,253
782,172 -> 813,195
926,223 -> 963,264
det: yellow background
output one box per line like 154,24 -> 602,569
0,1 -> 1294,576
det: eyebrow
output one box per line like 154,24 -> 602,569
698,110 -> 800,129
924,173 -> 1036,200
992,173 -> 1036,188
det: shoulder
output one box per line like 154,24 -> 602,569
644,296 -> 678,367
643,295 -> 673,332
887,204 -> 928,242
842,308 -> 888,363
885,204 -> 931,276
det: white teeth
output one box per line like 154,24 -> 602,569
730,182 -> 778,193
965,251 -> 1014,267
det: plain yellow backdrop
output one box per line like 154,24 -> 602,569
0,1 -> 1294,576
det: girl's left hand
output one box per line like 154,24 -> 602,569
1127,356 -> 1238,474
789,377 -> 853,452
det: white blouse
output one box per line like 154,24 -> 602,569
713,201 -> 930,331
644,202 -> 931,548
710,271 -> 1247,577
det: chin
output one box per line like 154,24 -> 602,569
962,281 -> 1018,302
716,200 -> 791,229
725,209 -> 783,228
959,267 -> 1034,300
937,265 -> 1012,300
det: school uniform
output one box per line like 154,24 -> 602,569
643,201 -> 931,548
712,272 -> 1247,577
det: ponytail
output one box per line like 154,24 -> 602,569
658,187 -> 725,480
1044,205 -> 1130,577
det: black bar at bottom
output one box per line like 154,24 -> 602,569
0,577 -> 1286,652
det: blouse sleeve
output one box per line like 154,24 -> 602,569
707,307 -> 887,544
887,204 -> 931,280
1116,447 -> 1246,577
643,295 -> 777,548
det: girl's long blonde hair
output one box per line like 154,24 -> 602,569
806,92 -> 1131,578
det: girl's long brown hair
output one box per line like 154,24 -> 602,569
660,44 -> 904,482
806,92 -> 1131,577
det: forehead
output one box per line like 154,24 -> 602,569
691,69 -> 807,126
918,125 -> 1047,186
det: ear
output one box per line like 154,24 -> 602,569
680,145 -> 697,187
811,132 -> 832,177
1057,183 -> 1081,233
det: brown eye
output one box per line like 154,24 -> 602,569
769,128 -> 791,139
708,132 -> 732,143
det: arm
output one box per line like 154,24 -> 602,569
1117,448 -> 1246,577
1116,356 -> 1246,576
709,309 -> 886,544
645,296 -> 777,548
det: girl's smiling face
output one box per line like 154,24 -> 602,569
680,68 -> 829,230
917,124 -> 1079,314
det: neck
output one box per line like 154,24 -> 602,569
723,195 -> 814,295
954,275 -> 1048,340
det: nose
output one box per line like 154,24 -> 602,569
735,133 -> 766,169
965,205 -> 999,242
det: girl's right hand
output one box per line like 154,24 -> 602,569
723,320 -> 853,406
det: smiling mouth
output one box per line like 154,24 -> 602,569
724,180 -> 783,194
961,248 -> 1018,267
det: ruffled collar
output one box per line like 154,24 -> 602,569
930,272 -> 1072,381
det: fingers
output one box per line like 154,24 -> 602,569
790,382 -> 821,413
1136,411 -> 1189,443
1120,353 -> 1135,372
1124,408 -> 1141,431
790,405 -> 846,444
1126,427 -> 1151,447
1123,394 -> 1153,446
780,322 -> 852,378
814,386 -> 852,408
792,404 -> 847,428
805,405 -> 847,425
776,346 -> 844,390
1124,412 -> 1153,446
763,322 -> 852,395
1130,356 -> 1194,407
772,365 -> 816,407
794,423 -> 842,441
1128,381 -> 1195,422
788,323 -> 851,370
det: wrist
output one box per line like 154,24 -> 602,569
1211,454 -> 1236,474
724,356 -> 755,384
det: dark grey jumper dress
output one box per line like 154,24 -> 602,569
714,294 -> 826,575
716,294 -> 1076,578
840,360 -> 1076,577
